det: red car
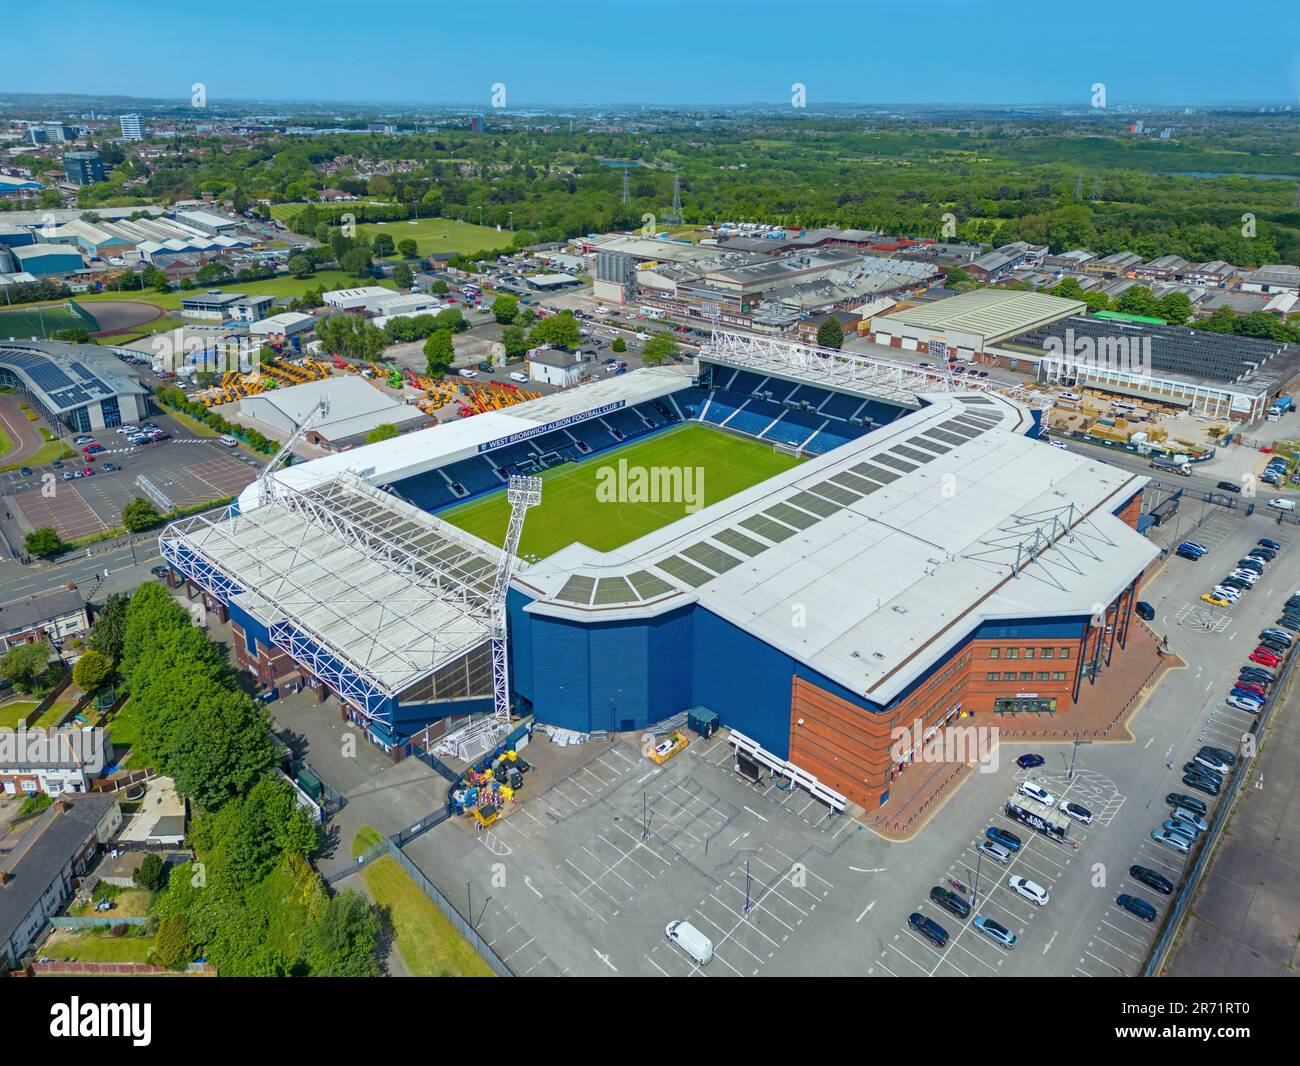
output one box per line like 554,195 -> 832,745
1250,650 -> 1280,667
83,452 -> 95,462
1236,681 -> 1268,697
81,466 -> 94,477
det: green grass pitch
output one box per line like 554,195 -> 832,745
439,423 -> 804,558
0,301 -> 96,338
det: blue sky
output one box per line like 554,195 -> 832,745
7,1 -> 1300,107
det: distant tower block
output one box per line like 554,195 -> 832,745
663,167 -> 683,224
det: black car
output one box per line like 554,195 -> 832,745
19,465 -> 32,476
1221,576 -> 1252,591
1184,761 -> 1223,785
1240,666 -> 1276,682
1166,793 -> 1208,816
1200,745 -> 1237,767
1116,893 -> 1159,922
1216,480 -> 1242,494
1249,548 -> 1277,562
1259,639 -> 1289,656
908,912 -> 949,947
1129,865 -> 1175,895
1183,772 -> 1221,797
1275,617 -> 1300,632
929,887 -> 971,920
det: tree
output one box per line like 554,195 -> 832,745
287,253 -> 315,278
641,332 -> 680,366
816,316 -> 845,350
611,336 -> 626,353
528,312 -> 580,350
89,593 -> 129,660
24,527 -> 63,559
195,261 -> 233,285
134,852 -> 168,893
152,913 -> 194,970
371,233 -> 395,258
307,891 -> 381,977
72,649 -> 115,693
424,329 -> 455,375
491,294 -> 518,324
1051,276 -> 1087,302
121,497 -> 162,533
339,247 -> 373,277
141,265 -> 168,292
392,263 -> 413,290
945,268 -> 972,288
365,423 -> 399,444
434,307 -> 467,333
501,325 -> 528,360
1155,291 -> 1192,326
431,279 -> 448,295
397,238 -> 418,258
0,641 -> 55,694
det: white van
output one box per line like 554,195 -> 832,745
665,919 -> 713,965
509,372 -> 528,383
1268,498 -> 1296,512
219,435 -> 238,448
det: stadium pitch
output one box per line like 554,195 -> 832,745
440,422 -> 803,558
0,300 -> 98,338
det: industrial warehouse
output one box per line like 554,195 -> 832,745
160,330 -> 1158,811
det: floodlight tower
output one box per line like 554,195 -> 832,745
488,475 -> 542,733
260,396 -> 330,482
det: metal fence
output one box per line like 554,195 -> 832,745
50,915 -> 149,929
1143,621 -> 1298,974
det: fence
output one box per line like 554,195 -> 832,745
50,915 -> 149,929
335,834 -> 513,977
1143,617 -> 1299,975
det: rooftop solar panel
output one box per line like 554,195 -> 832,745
829,471 -> 883,495
787,490 -> 841,517
682,541 -> 743,574
655,555 -> 715,588
852,462 -> 899,483
765,502 -> 819,529
626,569 -> 675,599
714,527 -> 770,557
739,514 -> 798,542
807,480 -> 860,506
593,577 -> 636,604
873,453 -> 918,473
557,575 -> 596,604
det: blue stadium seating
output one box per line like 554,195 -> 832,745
567,418 -> 618,453
818,391 -> 866,419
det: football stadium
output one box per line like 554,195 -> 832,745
160,332 -> 1157,811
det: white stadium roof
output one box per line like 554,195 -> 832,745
513,390 -> 1156,705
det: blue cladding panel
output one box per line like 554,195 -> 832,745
973,616 -> 1088,641
507,588 -> 534,698
531,616 -> 593,732
691,609 -> 793,757
590,624 -> 648,731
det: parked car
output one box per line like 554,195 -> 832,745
1166,793 -> 1207,816
972,914 -> 1017,949
1116,894 -> 1158,922
1258,538 -> 1281,550
1216,480 -> 1243,494
1017,781 -> 1055,806
977,840 -> 1013,865
1192,751 -> 1230,775
1250,650 -> 1281,667
929,886 -> 971,920
1182,772 -> 1221,797
1170,808 -> 1209,832
1058,800 -> 1094,824
1163,818 -> 1201,841
1151,829 -> 1192,853
1201,594 -> 1230,608
1129,865 -> 1174,895
1015,753 -> 1045,769
1007,875 -> 1050,906
985,826 -> 1022,852
907,912 -> 949,948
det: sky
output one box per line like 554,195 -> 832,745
6,1 -> 1300,108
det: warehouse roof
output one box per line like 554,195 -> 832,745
878,288 -> 1085,345
239,375 -> 424,443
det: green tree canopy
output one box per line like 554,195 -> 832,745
0,641 -> 55,694
528,311 -> 580,350
122,497 -> 162,533
365,423 -> 399,444
424,329 -> 455,375
641,331 -> 680,366
816,316 -> 845,350
89,593 -> 129,660
72,649 -> 115,692
24,527 -> 63,559
491,294 -> 519,324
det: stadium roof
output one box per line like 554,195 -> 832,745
237,364 -> 694,511
164,472 -> 500,701
0,339 -> 147,413
514,390 -> 1156,707
878,289 -> 1085,346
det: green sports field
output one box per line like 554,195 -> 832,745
0,300 -> 97,338
440,423 -> 803,559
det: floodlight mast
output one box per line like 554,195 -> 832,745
489,475 -> 542,735
260,395 -> 330,482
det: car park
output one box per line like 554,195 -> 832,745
985,826 -> 1022,852
929,886 -> 971,920
1015,753 -> 1045,769
977,840 -> 1013,865
907,912 -> 949,948
1151,829 -> 1192,854
1058,800 -> 1094,824
1129,865 -> 1175,895
972,914 -> 1017,949
1017,781 -> 1055,806
1116,894 -> 1158,922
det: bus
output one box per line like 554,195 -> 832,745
1005,795 -> 1071,842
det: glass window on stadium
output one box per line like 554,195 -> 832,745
994,697 -> 1057,715
66,406 -> 91,433
398,643 -> 493,704
100,396 -> 121,427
